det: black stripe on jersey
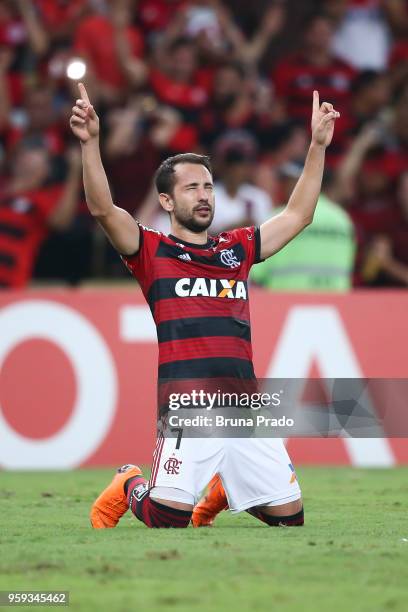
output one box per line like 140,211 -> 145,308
147,277 -> 180,311
0,222 -> 27,239
156,241 -> 247,268
157,316 -> 251,343
158,357 -> 255,379
0,252 -> 15,267
254,226 -> 263,264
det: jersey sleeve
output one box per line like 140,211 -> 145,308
228,225 -> 263,272
120,223 -> 162,287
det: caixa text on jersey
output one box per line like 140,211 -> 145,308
174,278 -> 247,299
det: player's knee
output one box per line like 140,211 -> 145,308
261,506 -> 304,527
130,492 -> 192,528
248,506 -> 304,527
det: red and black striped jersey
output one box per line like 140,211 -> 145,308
122,224 -> 262,380
0,186 -> 61,288
272,53 -> 356,123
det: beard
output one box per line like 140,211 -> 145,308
173,204 -> 214,233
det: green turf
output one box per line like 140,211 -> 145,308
1,467 -> 407,611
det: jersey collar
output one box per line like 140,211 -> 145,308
168,234 -> 215,250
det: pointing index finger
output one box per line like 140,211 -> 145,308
313,90 -> 319,114
78,82 -> 90,105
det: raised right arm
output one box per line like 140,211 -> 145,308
70,83 -> 140,255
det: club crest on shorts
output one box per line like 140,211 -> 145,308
164,456 -> 182,475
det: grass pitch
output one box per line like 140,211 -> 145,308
1,467 -> 407,612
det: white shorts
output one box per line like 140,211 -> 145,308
149,436 -> 301,513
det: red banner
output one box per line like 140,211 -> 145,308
0,288 -> 407,468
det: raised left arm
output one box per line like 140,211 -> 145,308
259,91 -> 340,261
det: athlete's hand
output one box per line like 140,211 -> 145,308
311,90 -> 340,148
69,82 -> 99,144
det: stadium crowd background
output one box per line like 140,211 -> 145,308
0,0 -> 407,290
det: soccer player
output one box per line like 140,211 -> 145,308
70,83 -> 339,529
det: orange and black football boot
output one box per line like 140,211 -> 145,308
192,474 -> 228,527
90,464 -> 144,528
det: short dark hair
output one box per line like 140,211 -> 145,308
154,153 -> 212,195
351,69 -> 383,95
168,36 -> 195,55
303,11 -> 334,32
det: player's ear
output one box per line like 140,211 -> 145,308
159,193 -> 174,212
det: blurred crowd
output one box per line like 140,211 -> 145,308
0,0 -> 407,290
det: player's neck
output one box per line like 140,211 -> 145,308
169,225 -> 209,246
